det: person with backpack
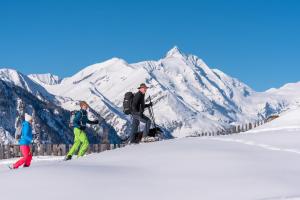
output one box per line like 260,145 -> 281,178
64,101 -> 99,161
10,113 -> 33,169
129,83 -> 153,144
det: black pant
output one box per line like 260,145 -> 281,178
130,113 -> 151,143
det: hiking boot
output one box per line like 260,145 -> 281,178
8,164 -> 15,170
64,155 -> 72,161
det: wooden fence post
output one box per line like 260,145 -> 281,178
58,144 -> 66,156
0,145 -> 4,159
237,125 -> 241,133
52,144 -> 58,156
5,145 -> 11,159
37,144 -> 44,156
232,127 -> 236,134
87,145 -> 92,154
46,144 -> 52,156
249,123 -> 252,130
110,144 -> 115,150
13,145 -> 20,157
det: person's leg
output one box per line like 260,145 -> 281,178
13,145 -> 30,169
78,130 -> 89,157
67,128 -> 82,157
24,146 -> 32,167
139,115 -> 151,137
129,114 -> 140,143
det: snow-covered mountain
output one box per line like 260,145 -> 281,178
0,68 -> 56,102
0,78 -> 73,144
0,69 -> 120,144
28,73 -> 62,85
26,46 -> 298,138
1,46 -> 299,142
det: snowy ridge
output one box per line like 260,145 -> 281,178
0,68 -> 56,102
28,73 -> 62,85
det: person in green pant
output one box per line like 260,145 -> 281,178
65,101 -> 99,161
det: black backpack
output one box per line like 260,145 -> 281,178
123,92 -> 134,115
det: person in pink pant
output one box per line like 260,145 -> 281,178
10,113 -> 33,169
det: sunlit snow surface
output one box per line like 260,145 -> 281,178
1,108 -> 300,200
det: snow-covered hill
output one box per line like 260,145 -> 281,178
2,108 -> 300,199
29,46 -> 297,138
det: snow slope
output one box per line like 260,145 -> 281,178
2,109 -> 300,200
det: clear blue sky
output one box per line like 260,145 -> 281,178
0,0 -> 299,91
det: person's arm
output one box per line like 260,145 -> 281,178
89,109 -> 105,124
87,119 -> 99,125
86,111 -> 99,125
145,102 -> 153,108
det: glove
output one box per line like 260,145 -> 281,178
79,125 -> 86,130
93,120 -> 99,124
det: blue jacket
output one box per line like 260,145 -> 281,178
19,121 -> 33,145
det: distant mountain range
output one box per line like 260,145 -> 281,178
1,46 -> 299,143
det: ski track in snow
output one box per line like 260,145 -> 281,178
259,196 -> 300,200
248,126 -> 300,133
209,136 -> 300,155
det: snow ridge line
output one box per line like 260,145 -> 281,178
209,137 -> 300,155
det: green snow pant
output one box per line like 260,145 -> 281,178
67,128 -> 89,157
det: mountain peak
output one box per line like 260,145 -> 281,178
165,46 -> 186,58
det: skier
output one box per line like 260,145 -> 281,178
64,101 -> 99,160
10,113 -> 33,169
129,83 -> 152,144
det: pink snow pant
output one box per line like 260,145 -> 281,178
13,145 -> 32,169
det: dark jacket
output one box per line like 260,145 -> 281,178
73,109 -> 97,130
132,91 -> 150,115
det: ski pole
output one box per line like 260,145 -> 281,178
148,96 -> 157,130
